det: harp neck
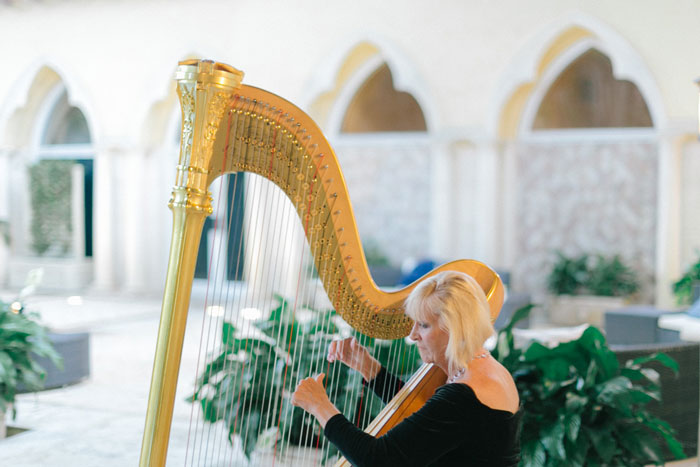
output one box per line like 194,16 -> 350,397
171,59 -> 504,340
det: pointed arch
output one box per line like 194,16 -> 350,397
341,62 -> 427,133
303,36 -> 439,268
531,48 -> 652,129
489,13 -> 666,139
304,36 -> 437,135
0,60 -> 98,148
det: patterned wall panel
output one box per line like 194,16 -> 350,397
512,140 -> 658,301
681,141 -> 700,270
333,141 -> 432,268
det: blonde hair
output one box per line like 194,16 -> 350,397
404,271 -> 494,374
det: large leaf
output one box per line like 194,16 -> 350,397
587,426 -> 616,462
564,412 -> 581,441
629,352 -> 679,373
565,392 -> 588,412
595,376 -> 632,406
540,419 -> 567,460
492,299 -> 684,466
0,351 -> 15,384
578,327 -> 619,380
521,440 -> 546,467
641,415 -> 686,460
616,422 -> 665,464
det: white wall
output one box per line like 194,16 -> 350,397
0,0 -> 697,302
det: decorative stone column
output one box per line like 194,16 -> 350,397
123,148 -> 148,293
473,139 -> 503,268
0,148 -> 9,287
92,148 -> 117,290
429,139 -> 451,259
655,131 -> 693,308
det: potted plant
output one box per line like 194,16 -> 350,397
672,254 -> 700,306
189,295 -> 421,464
493,305 -> 685,466
0,299 -> 62,438
546,251 -> 588,296
547,252 -> 639,326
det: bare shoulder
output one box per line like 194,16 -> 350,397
463,359 -> 519,414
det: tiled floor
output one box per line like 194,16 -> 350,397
0,292 -> 219,466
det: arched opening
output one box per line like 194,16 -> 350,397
42,92 -> 91,144
319,51 -> 433,284
506,42 -> 659,302
1,64 -> 97,291
533,49 -> 652,129
341,63 -> 427,133
33,86 -> 94,258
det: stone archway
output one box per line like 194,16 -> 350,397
2,65 -> 96,291
491,19 -> 666,304
306,40 -> 438,283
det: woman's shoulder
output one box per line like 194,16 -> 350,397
454,363 -> 520,414
437,384 -> 517,415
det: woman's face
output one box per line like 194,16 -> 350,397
408,312 -> 449,367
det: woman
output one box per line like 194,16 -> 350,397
291,270 -> 522,466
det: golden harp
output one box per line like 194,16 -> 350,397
140,60 -> 504,466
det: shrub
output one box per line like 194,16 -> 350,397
493,305 -> 685,466
547,252 -> 588,295
0,300 -> 62,417
672,255 -> 700,305
586,254 -> 639,297
547,251 -> 639,297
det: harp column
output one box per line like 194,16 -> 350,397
140,60 -> 243,467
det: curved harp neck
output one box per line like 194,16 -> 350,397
173,59 -> 503,340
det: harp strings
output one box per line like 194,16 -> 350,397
182,96 -> 416,465
185,105 -> 241,466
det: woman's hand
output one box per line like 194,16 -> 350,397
291,373 -> 339,428
327,337 -> 381,381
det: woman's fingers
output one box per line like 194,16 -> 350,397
315,373 -> 325,385
327,341 -> 336,362
328,337 -> 350,362
292,374 -> 327,409
327,337 -> 368,372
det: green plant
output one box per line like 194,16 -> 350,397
547,252 -> 639,297
0,219 -> 9,246
29,160 -> 73,256
587,254 -> 639,297
362,239 -> 390,267
189,296 -> 421,460
0,300 -> 62,417
493,305 -> 685,466
672,254 -> 700,305
547,251 -> 588,295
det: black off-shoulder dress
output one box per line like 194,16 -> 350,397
324,367 -> 522,467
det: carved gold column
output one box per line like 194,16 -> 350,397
139,60 -> 243,467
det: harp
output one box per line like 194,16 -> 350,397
140,60 -> 504,466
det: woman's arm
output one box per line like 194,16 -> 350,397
327,337 -> 406,402
291,373 -> 340,428
364,366 -> 405,403
324,385 -> 474,466
327,337 -> 381,381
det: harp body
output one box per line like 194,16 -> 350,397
140,60 -> 504,466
